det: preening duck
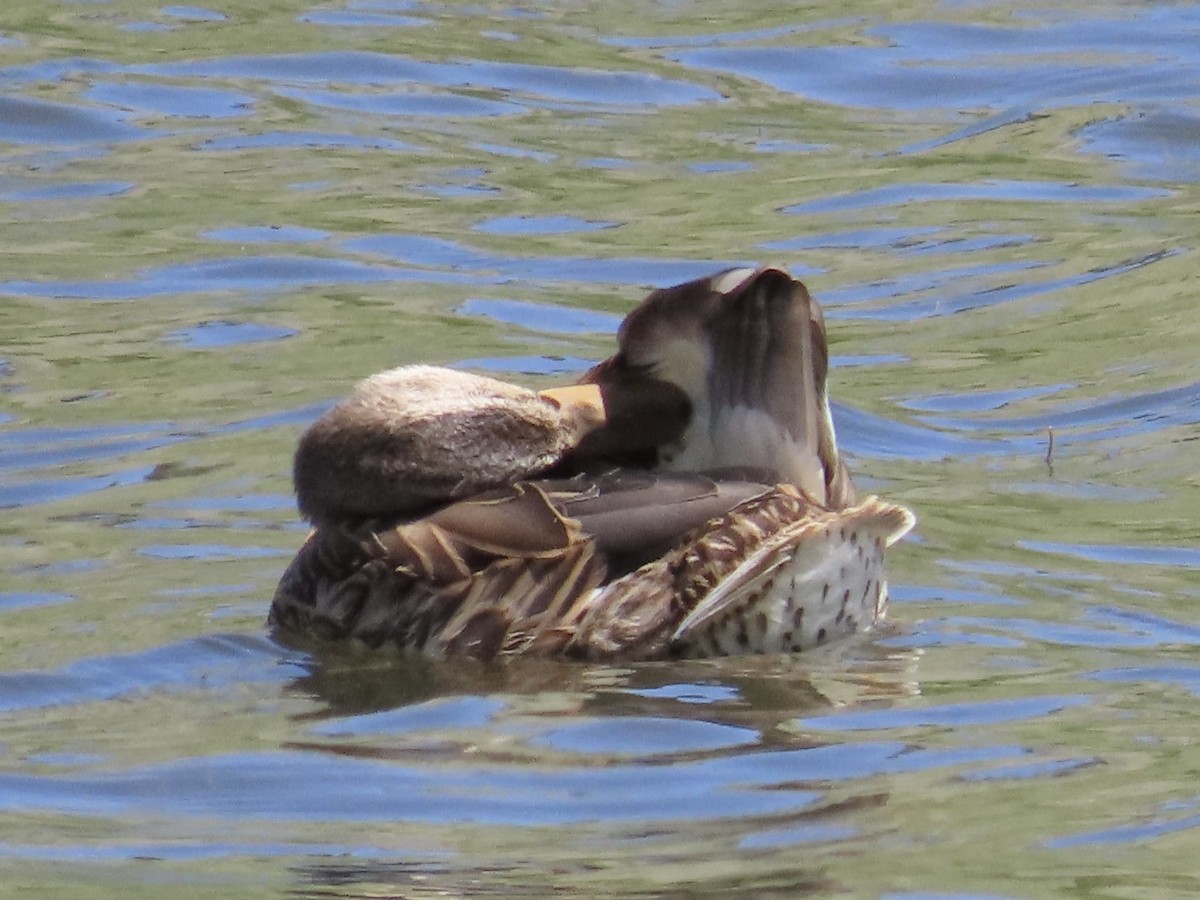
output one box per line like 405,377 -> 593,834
270,267 -> 914,659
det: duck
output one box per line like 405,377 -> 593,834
269,266 -> 915,660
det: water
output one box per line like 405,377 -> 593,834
2,1 -> 1198,896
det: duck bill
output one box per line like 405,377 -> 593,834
539,364 -> 691,464
537,383 -> 608,428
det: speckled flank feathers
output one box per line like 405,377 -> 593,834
669,496 -> 915,656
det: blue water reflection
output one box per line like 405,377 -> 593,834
136,51 -> 721,110
2,0 -> 1199,895
672,14 -> 1200,112
0,95 -> 146,144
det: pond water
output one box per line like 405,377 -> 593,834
2,1 -> 1199,897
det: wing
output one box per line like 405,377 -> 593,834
548,469 -> 773,569
705,270 -> 854,507
584,267 -> 856,508
270,470 -> 781,658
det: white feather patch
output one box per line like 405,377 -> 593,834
710,267 -> 759,294
665,405 -> 826,499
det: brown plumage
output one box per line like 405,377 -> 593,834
270,267 -> 914,660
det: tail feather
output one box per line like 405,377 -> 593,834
843,495 -> 917,547
669,495 -> 916,655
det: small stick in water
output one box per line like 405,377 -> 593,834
1045,426 -> 1055,469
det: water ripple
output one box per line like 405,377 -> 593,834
0,242 -> 757,300
84,81 -> 254,119
297,9 -> 429,28
671,14 -> 1200,113
1047,807 -> 1200,848
136,51 -> 721,111
456,297 -> 622,334
0,95 -> 146,145
0,634 -> 289,714
784,181 -> 1169,216
1,2 -> 1198,893
1020,540 -> 1200,570
0,749 -> 823,825
799,695 -> 1091,732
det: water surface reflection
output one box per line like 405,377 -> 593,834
1,0 -> 1198,896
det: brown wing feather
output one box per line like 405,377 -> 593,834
437,541 -> 606,656
565,484 -> 824,659
270,470 -> 784,658
556,470 -> 772,560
